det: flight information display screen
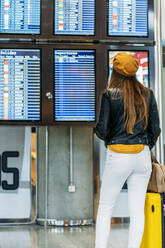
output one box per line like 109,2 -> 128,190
109,0 -> 148,36
54,50 -> 95,121
109,51 -> 149,87
54,0 -> 95,35
0,0 -> 40,34
0,49 -> 41,121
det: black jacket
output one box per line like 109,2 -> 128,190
94,88 -> 161,149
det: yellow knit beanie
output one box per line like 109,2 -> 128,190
113,52 -> 139,77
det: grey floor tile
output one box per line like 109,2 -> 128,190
0,223 -> 129,248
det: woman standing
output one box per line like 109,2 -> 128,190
94,53 -> 161,248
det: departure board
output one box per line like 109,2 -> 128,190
0,0 -> 40,34
54,50 -> 95,121
54,0 -> 95,35
109,0 -> 148,36
109,51 -> 149,87
0,49 -> 40,121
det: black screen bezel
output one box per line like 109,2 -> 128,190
0,43 -> 43,126
0,0 -> 43,38
53,0 -> 96,37
0,0 -> 154,42
0,44 -> 155,126
99,0 -> 155,44
53,48 -> 96,124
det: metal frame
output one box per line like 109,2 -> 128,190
99,0 -> 155,44
53,44 -> 98,126
0,0 -> 101,42
43,126 -> 49,227
0,43 -> 102,127
29,43 -> 101,127
69,127 -> 74,188
36,126 -> 94,227
0,43 -> 43,125
42,0 -> 101,41
52,0 -> 99,41
0,0 -> 43,39
0,43 -> 157,129
0,0 -> 155,43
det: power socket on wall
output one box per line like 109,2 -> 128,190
68,184 -> 76,193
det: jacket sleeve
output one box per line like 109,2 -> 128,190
94,92 -> 111,140
147,89 -> 161,149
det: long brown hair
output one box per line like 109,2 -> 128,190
107,68 -> 149,134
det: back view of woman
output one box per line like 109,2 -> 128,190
94,53 -> 161,248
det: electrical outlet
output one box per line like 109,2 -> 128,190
68,185 -> 76,193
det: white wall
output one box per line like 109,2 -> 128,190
162,0 -> 165,146
162,0 -> 165,45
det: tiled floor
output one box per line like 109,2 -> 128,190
0,223 -> 129,248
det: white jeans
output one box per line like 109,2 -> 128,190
95,146 -> 152,248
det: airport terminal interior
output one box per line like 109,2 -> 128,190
0,0 -> 165,247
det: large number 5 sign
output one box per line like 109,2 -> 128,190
0,151 -> 19,190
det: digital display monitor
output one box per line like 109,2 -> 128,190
0,0 -> 40,34
54,50 -> 95,121
108,0 -> 148,37
54,0 -> 95,35
109,51 -> 149,87
0,49 -> 41,121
